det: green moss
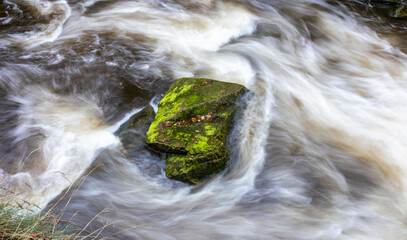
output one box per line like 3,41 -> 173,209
204,125 -> 216,136
146,78 -> 246,184
394,5 -> 407,17
165,152 -> 228,184
187,136 -> 210,154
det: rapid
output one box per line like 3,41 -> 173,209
1,0 -> 407,239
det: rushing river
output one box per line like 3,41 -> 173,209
1,0 -> 407,239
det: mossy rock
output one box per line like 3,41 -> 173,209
393,5 -> 407,17
370,0 -> 407,17
146,78 -> 246,184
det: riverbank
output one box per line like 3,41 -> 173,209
0,198 -> 76,239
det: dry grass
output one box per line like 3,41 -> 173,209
0,199 -> 77,239
0,166 -> 124,240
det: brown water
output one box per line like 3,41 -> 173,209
1,0 -> 407,239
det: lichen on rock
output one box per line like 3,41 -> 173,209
145,78 -> 246,184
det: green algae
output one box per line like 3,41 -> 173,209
145,78 -> 246,184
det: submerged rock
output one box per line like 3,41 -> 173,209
116,105 -> 156,137
146,78 -> 246,184
116,105 -> 156,155
370,0 -> 407,17
394,5 -> 407,17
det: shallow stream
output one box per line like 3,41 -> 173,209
1,0 -> 407,239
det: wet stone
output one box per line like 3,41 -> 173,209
116,105 -> 156,156
116,105 -> 156,137
370,0 -> 407,17
145,78 -> 247,184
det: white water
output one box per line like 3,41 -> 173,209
1,0 -> 407,239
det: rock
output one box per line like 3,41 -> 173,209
393,5 -> 407,17
146,78 -> 246,184
116,105 -> 156,137
370,0 -> 407,17
372,0 -> 405,3
116,105 -> 156,154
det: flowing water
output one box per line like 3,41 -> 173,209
1,0 -> 407,239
